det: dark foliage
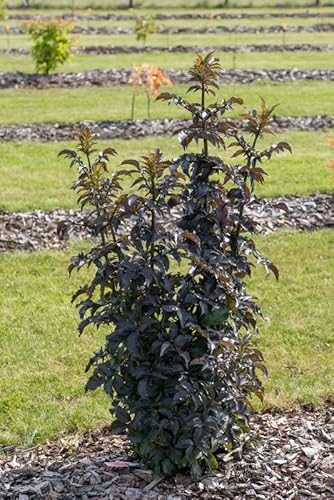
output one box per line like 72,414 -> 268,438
60,52 -> 291,479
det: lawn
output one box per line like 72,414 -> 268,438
1,50 -> 334,73
0,229 -> 332,446
1,131 -> 333,212
1,31 -> 333,50
7,15 -> 334,29
6,6 -> 334,15
5,0 -> 334,9
0,80 -> 333,125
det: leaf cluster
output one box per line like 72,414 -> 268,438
134,16 -> 157,44
129,64 -> 173,96
27,19 -> 74,75
0,0 -> 4,21
62,53 -> 291,479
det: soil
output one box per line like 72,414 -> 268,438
1,403 -> 333,499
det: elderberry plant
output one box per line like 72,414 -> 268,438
60,52 -> 291,479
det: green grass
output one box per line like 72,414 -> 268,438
0,229 -> 332,446
0,80 -> 333,125
1,50 -> 334,73
1,131 -> 333,212
0,243 -> 110,447
5,0 -> 334,9
251,230 -> 334,409
7,15 -> 334,29
1,30 -> 334,50
6,7 -> 334,15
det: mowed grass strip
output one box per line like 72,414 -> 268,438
5,0 -> 334,9
0,244 -> 110,447
1,81 -> 333,125
1,130 -> 333,212
1,31 -> 334,50
6,7 -> 334,16
7,15 -> 334,28
0,230 -> 332,446
3,131 -> 334,211
1,51 -> 334,73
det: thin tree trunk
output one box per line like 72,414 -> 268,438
131,93 -> 136,120
129,0 -> 134,8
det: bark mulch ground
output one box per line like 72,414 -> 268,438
1,194 -> 333,253
1,43 -> 333,58
1,116 -> 333,144
1,68 -> 333,90
1,403 -> 333,499
8,11 -> 334,21
4,23 -> 334,35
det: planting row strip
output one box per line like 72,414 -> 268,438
0,117 -> 333,143
1,68 -> 333,90
2,43 -> 333,57
1,194 -> 333,253
3,23 -> 334,35
8,11 -> 334,21
1,404 -> 333,498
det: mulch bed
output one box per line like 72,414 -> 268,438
4,23 -> 334,35
1,194 -> 333,253
8,11 -> 334,21
1,402 -> 333,499
1,43 -> 334,58
1,68 -> 333,90
0,116 -> 333,144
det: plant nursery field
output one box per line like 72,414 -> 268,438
0,1 -> 333,498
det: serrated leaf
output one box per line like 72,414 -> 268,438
277,141 -> 292,153
103,147 -> 117,156
182,230 -> 200,246
160,341 -> 171,357
115,406 -> 130,424
207,453 -> 218,471
202,306 -> 229,328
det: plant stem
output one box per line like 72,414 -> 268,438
201,82 -> 208,156
232,128 -> 261,256
147,90 -> 151,119
86,151 -> 107,247
131,93 -> 135,120
150,175 -> 156,268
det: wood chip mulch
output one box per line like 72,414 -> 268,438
3,22 -> 334,36
1,68 -> 333,90
0,116 -> 333,144
1,43 -> 334,58
1,403 -> 333,499
8,11 -> 334,21
1,193 -> 333,254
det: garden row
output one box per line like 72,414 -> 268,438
2,402 -> 333,498
2,43 -> 333,57
1,193 -> 332,253
1,68 -> 333,89
8,10 -> 334,20
3,22 -> 334,34
2,116 -> 334,142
